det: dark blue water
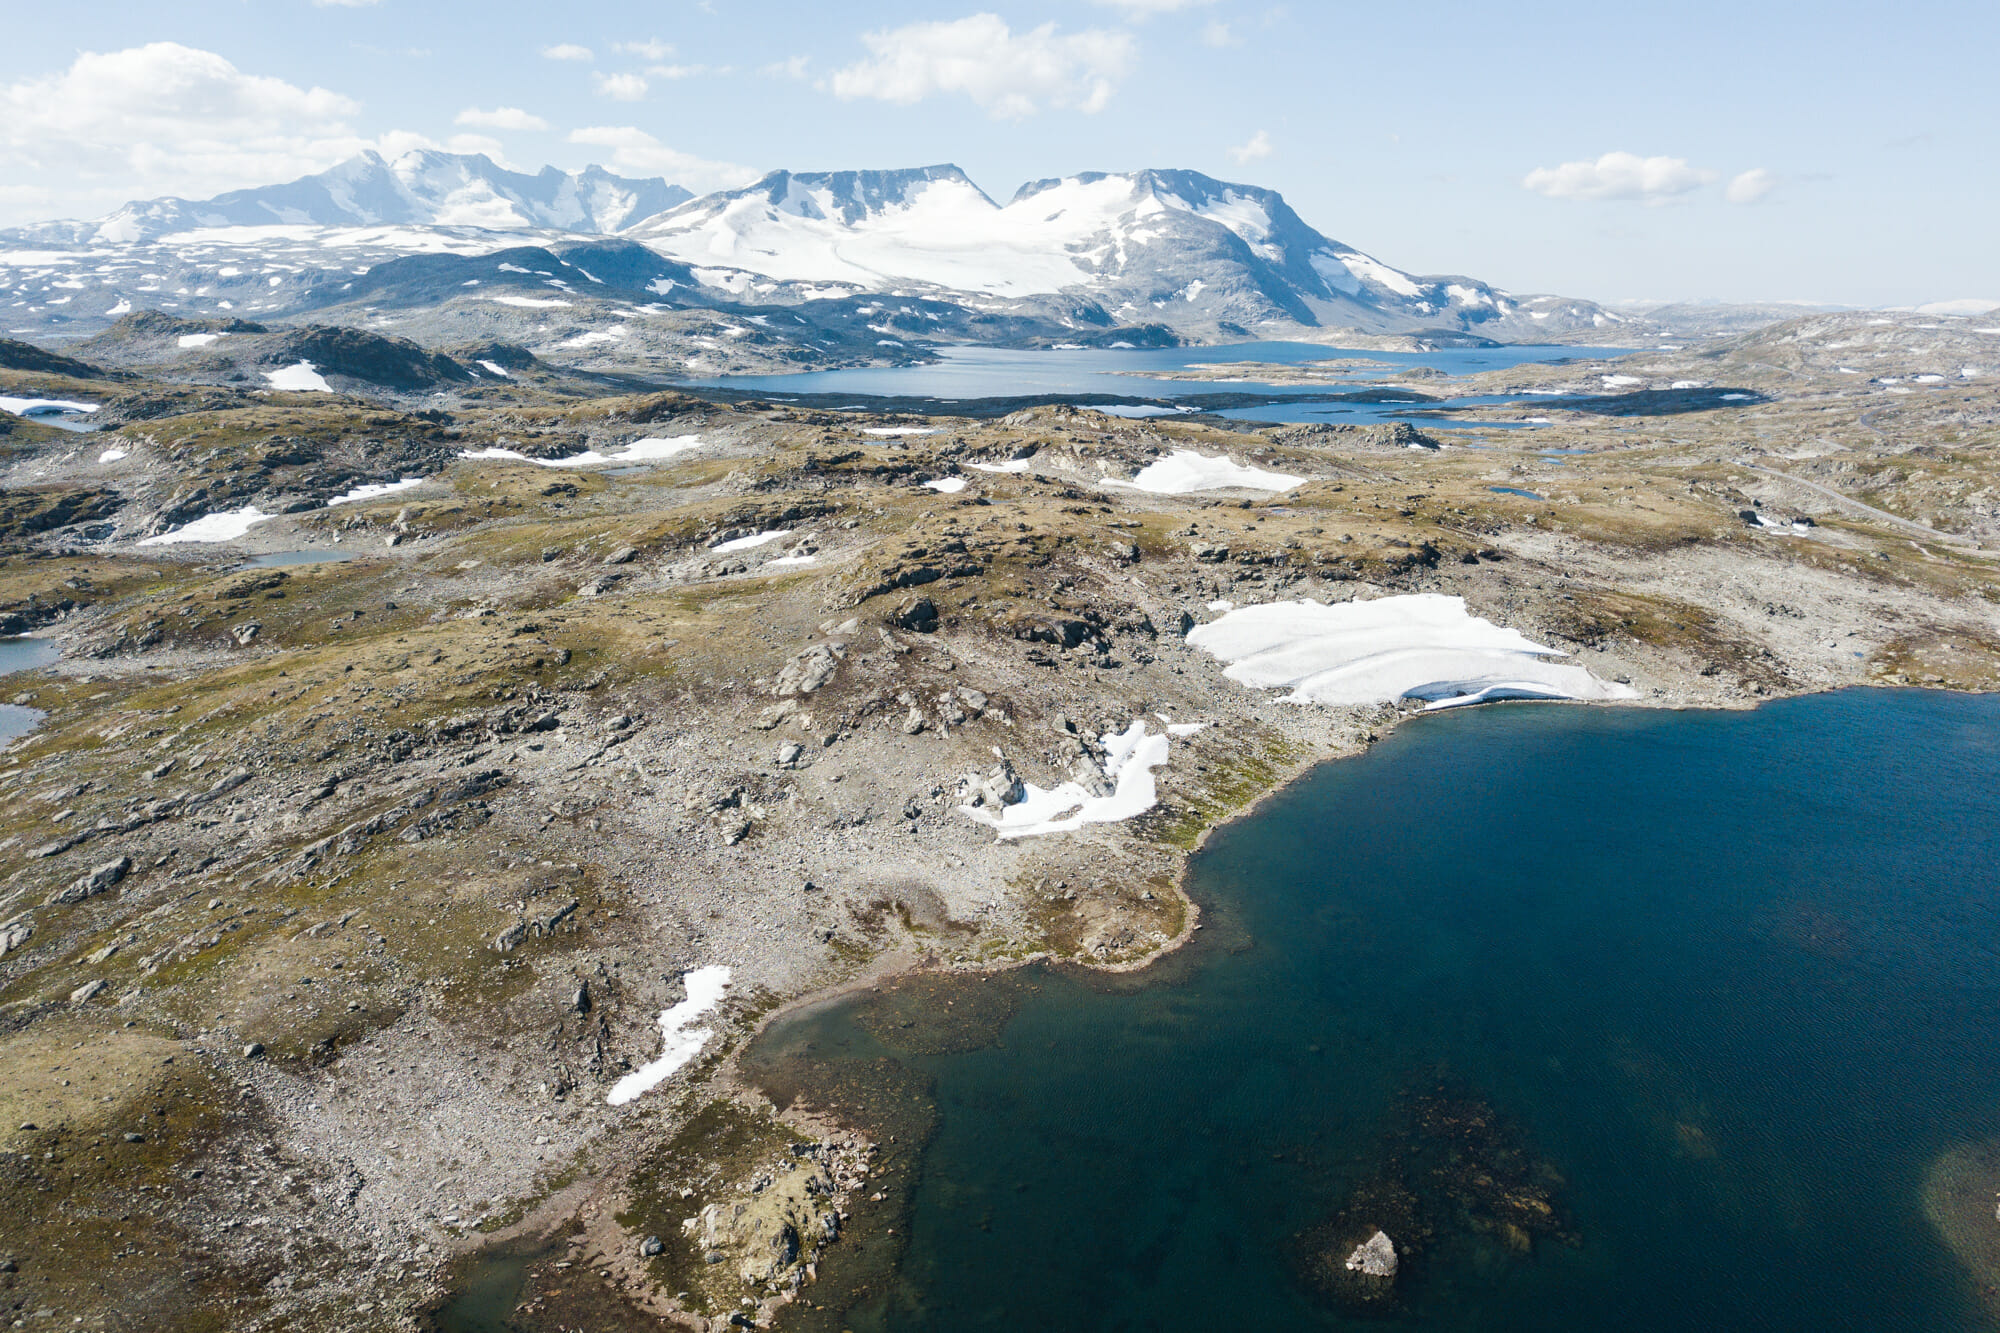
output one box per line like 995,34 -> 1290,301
750,690 -> 2000,1331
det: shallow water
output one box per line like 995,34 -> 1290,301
0,637 -> 58,675
750,690 -> 2000,1331
242,550 -> 352,568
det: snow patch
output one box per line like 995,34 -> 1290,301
264,361 -> 332,393
177,332 -> 222,349
458,436 -> 704,469
1187,594 -> 1639,710
97,448 -> 128,463
959,721 -> 1173,840
139,505 -> 275,545
1104,449 -> 1302,495
476,359 -> 512,378
968,459 -> 1032,474
923,477 -> 967,494
0,396 -> 96,417
605,966 -> 732,1105
712,529 -> 788,553
328,477 -> 424,506
487,295 -> 573,309
862,427 -> 939,437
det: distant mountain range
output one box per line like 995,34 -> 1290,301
628,165 -> 1607,340
10,151 -> 692,245
3,152 -> 1640,345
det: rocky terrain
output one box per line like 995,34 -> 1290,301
0,307 -> 1993,1330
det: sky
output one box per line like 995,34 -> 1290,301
2,0 -> 1995,308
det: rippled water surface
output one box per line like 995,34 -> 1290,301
750,690 -> 2000,1331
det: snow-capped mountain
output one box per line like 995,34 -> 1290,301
624,166 -> 1573,337
10,152 -> 692,246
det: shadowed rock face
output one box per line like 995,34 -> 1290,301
264,326 -> 474,391
0,338 -> 103,379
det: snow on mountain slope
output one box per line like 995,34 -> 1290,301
10,152 -> 692,246
627,166 -> 1545,335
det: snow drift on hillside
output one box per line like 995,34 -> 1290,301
1187,595 -> 1639,709
1105,449 -> 1302,494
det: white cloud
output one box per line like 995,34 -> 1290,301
615,39 -> 675,60
1726,167 -> 1778,205
593,71 -> 649,101
1228,129 -> 1273,164
1522,151 -> 1717,203
648,64 -> 716,80
567,126 -> 757,192
455,106 -> 549,132
0,42 -> 372,222
542,44 -> 594,62
764,55 -> 811,80
1094,0 -> 1215,12
1201,20 -> 1240,47
828,14 -> 1134,118
312,0 -> 381,6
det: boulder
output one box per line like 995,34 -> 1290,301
1345,1230 -> 1398,1279
47,856 -> 131,907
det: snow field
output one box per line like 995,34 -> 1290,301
457,436 -> 704,469
1104,449 -> 1303,495
1186,594 -> 1639,710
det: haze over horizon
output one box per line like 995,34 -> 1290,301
2,1 -> 1995,310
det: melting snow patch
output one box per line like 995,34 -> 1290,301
139,505 -> 274,545
959,721 -> 1173,839
968,459 -> 1032,473
1089,404 -> 1192,419
767,554 -> 818,567
0,396 -> 97,416
458,436 -> 704,469
1600,375 -> 1643,389
177,332 -> 221,349
1187,594 -> 1639,710
476,360 -> 512,378
863,427 -> 939,436
605,966 -> 731,1105
1721,393 -> 1754,401
264,361 -> 331,393
713,529 -> 789,553
488,295 -> 573,309
97,448 -> 127,463
923,477 -> 967,494
328,477 -> 424,506
1105,449 -> 1302,495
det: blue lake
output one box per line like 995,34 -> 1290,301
749,689 -> 2000,1331
677,342 -> 1627,427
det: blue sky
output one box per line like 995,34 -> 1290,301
3,0 -> 1994,307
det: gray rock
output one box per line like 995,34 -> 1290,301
604,546 -> 639,565
47,855 -> 131,907
243,1043 -> 265,1059
0,915 -> 31,957
776,742 -> 804,768
900,708 -> 927,735
639,1234 -> 664,1257
69,979 -> 108,1004
775,642 -> 844,696
891,596 -> 939,633
1070,756 -> 1114,798
1345,1230 -> 1398,1279
571,981 -> 592,1016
